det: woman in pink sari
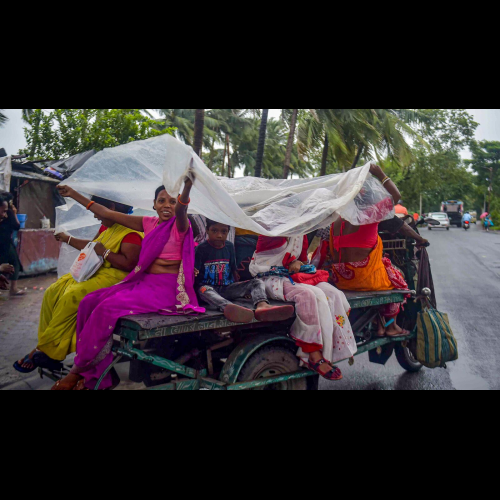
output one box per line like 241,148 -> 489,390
52,180 -> 205,390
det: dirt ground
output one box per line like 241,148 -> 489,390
0,274 -> 59,390
0,273 -> 143,390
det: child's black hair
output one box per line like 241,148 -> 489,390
206,218 -> 230,231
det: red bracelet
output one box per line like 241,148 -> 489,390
177,195 -> 190,206
86,201 -> 95,211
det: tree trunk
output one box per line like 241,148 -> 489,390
254,109 -> 269,178
282,108 -> 298,179
193,109 -> 205,157
29,113 -> 41,159
226,133 -> 232,178
350,144 -> 364,170
320,133 -> 329,177
207,136 -> 216,171
222,136 -> 227,176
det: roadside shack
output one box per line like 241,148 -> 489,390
10,159 -> 62,275
1,149 -> 95,276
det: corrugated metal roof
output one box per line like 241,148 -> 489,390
11,171 -> 59,183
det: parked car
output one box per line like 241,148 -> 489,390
470,211 -> 477,224
428,212 -> 451,230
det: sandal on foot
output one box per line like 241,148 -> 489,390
308,358 -> 343,381
13,354 -> 37,374
255,305 -> 295,323
223,304 -> 255,324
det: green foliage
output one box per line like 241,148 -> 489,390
20,109 -> 175,160
466,140 -> 500,214
379,109 -> 479,213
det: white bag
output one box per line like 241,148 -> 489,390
70,242 -> 104,283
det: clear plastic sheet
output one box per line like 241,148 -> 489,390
57,134 -> 394,244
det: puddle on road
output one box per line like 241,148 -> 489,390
448,359 -> 490,390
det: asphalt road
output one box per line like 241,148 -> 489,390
320,223 -> 498,391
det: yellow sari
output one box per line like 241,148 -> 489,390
37,224 -> 143,361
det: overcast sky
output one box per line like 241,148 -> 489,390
2,109 -> 500,159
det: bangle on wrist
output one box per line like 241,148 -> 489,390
68,236 -> 72,246
177,195 -> 190,206
86,201 -> 95,211
103,249 -> 111,261
382,177 -> 391,186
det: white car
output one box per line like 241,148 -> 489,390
428,212 -> 450,230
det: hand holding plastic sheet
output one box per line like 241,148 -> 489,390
58,134 -> 394,238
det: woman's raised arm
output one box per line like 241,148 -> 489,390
369,164 -> 402,204
57,186 -> 144,232
175,178 -> 193,233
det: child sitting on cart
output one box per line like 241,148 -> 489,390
195,219 -> 294,324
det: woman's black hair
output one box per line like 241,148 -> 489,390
155,186 -> 167,201
206,218 -> 230,231
91,195 -> 132,215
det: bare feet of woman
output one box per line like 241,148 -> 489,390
52,373 -> 83,390
254,302 -> 295,322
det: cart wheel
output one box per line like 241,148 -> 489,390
395,343 -> 423,372
237,345 -> 316,390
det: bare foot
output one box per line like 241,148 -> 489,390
52,373 -> 83,391
376,318 -> 386,337
73,379 -> 89,391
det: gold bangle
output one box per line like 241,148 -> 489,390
380,176 -> 389,184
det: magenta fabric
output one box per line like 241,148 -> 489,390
73,217 -> 205,389
143,216 -> 186,260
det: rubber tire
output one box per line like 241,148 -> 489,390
428,227 -> 432,231
237,345 -> 310,390
447,227 -> 450,231
395,343 -> 423,373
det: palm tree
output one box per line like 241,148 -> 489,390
0,108 -> 34,127
254,109 -> 269,178
193,109 -> 205,157
282,109 -> 299,179
298,109 -> 424,176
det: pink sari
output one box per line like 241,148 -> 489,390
72,217 -> 205,389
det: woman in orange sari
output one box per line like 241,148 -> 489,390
313,164 -> 410,338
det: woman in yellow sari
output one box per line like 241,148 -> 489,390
13,197 -> 143,373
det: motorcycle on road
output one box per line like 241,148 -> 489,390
464,220 -> 470,231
